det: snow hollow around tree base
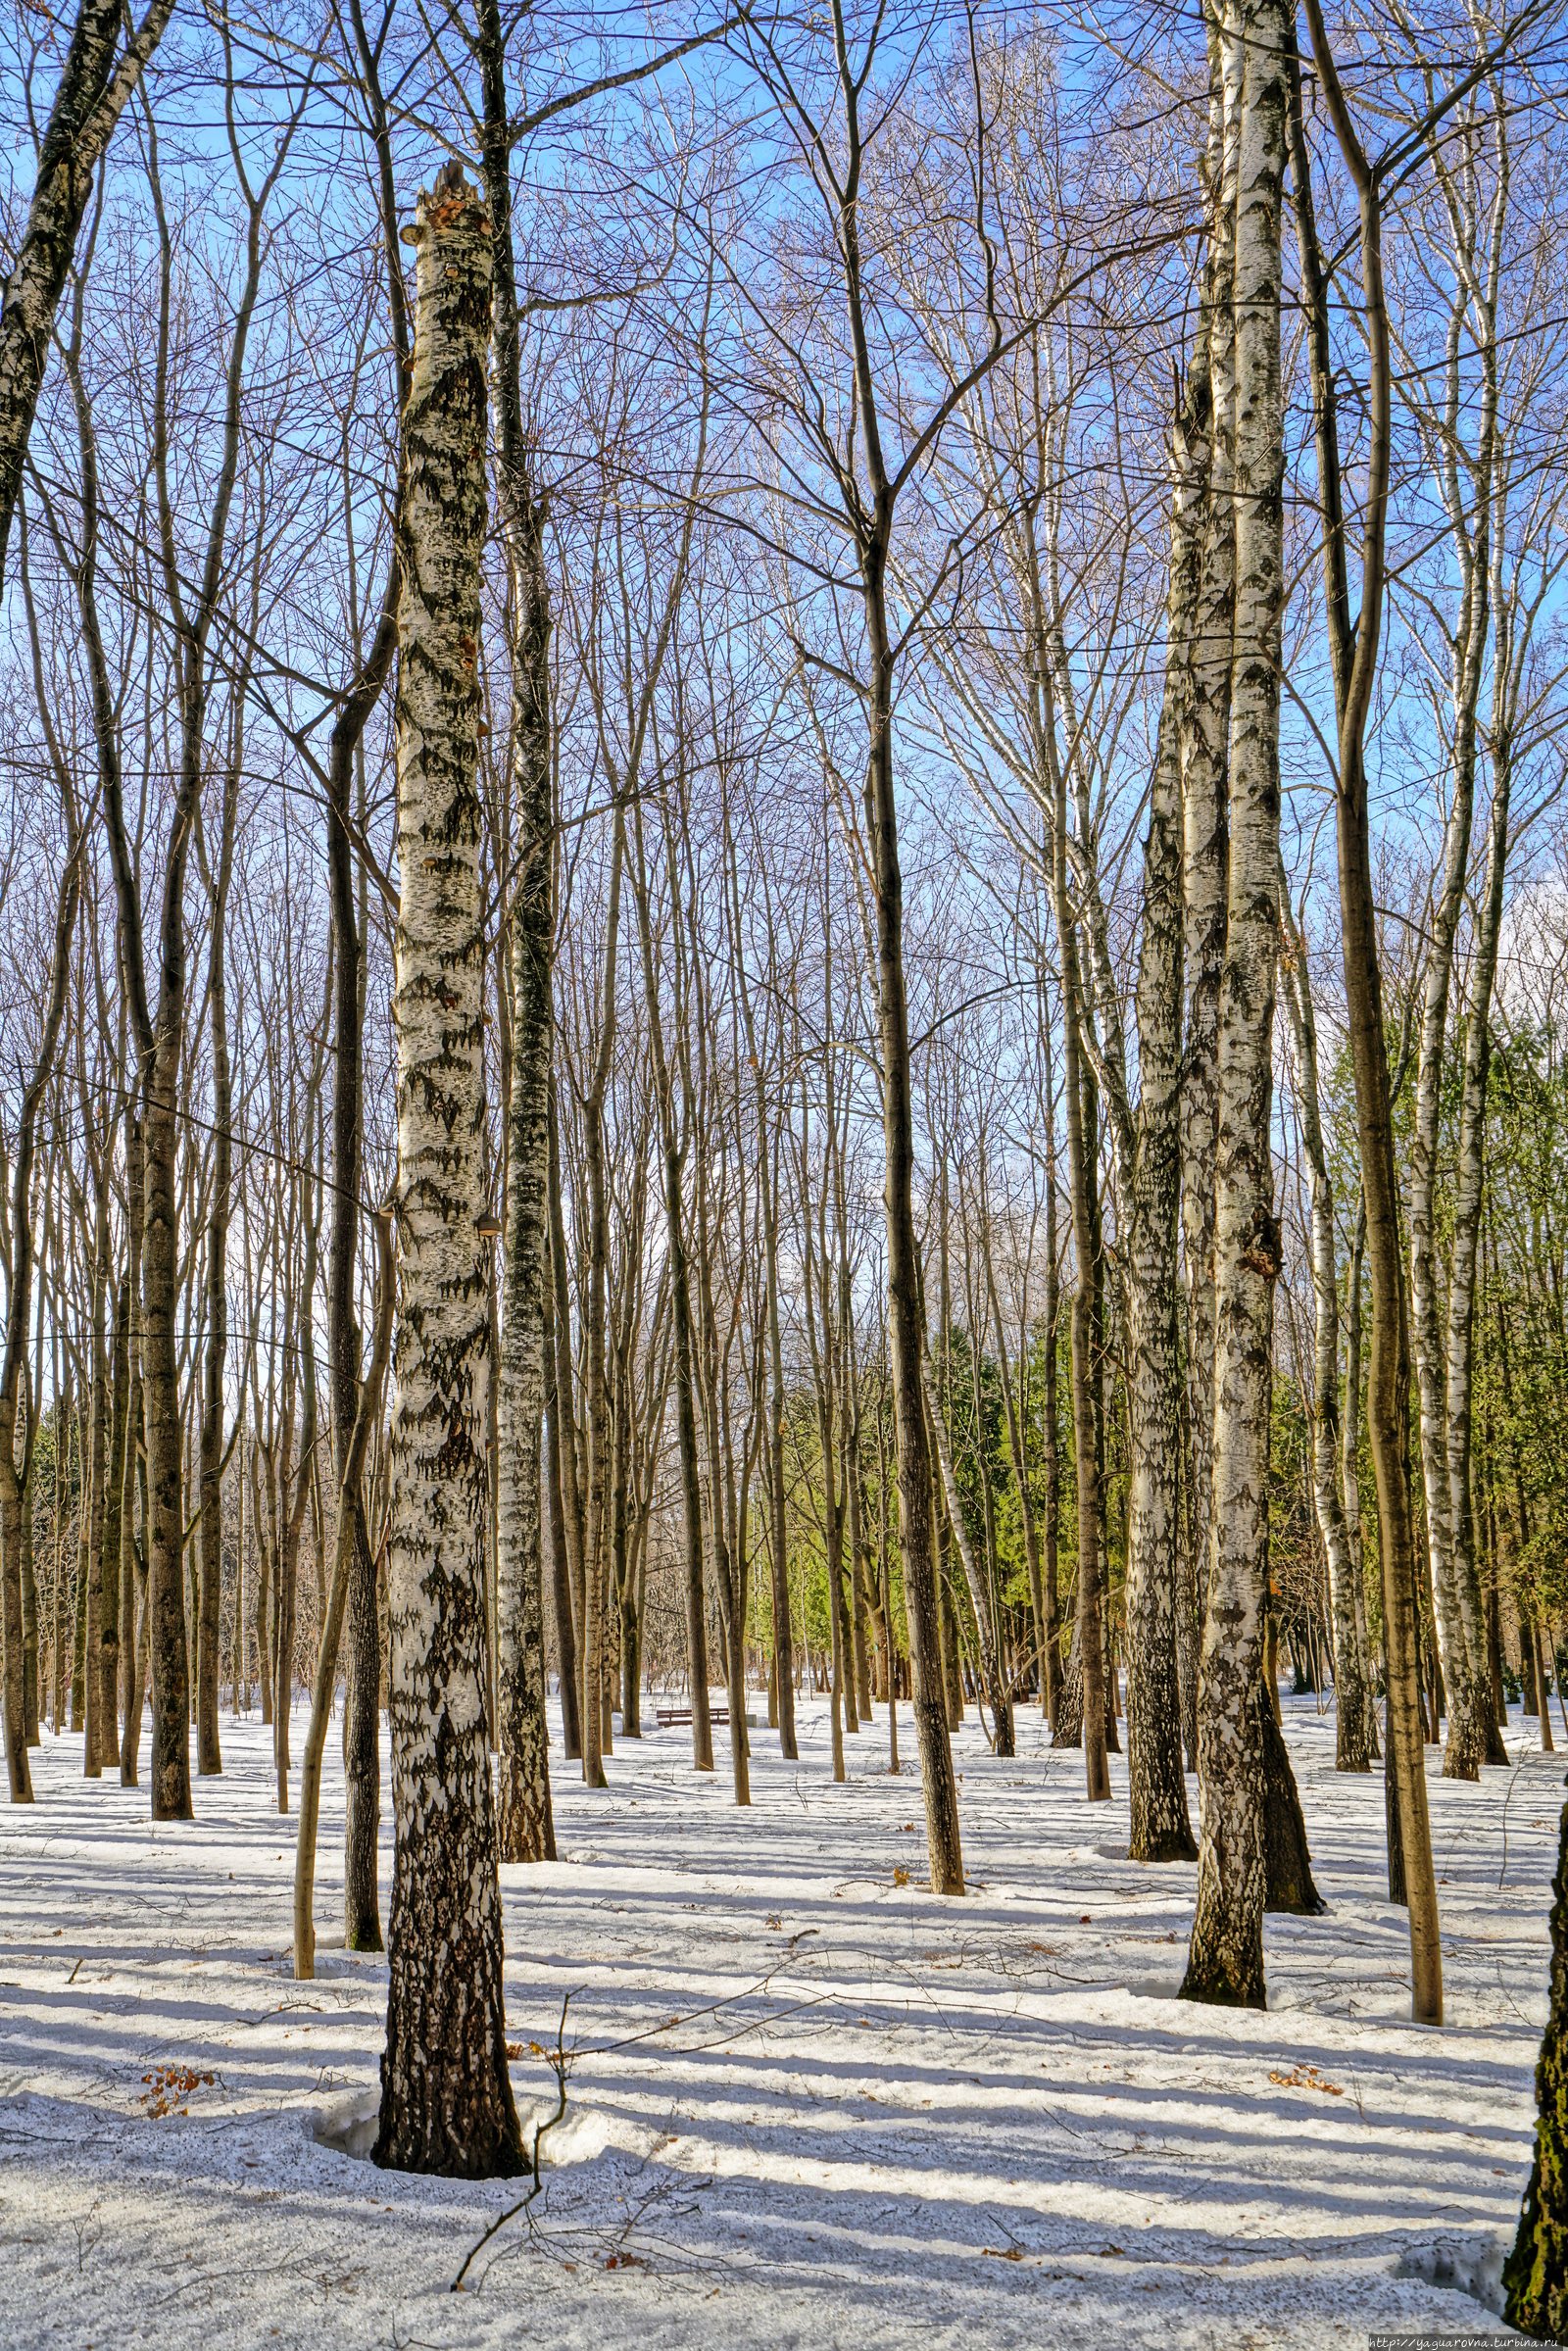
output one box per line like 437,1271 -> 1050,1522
0,1695 -> 1552,2348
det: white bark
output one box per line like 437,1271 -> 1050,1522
374,165 -> 520,2180
1182,0 -> 1289,2012
1179,1 -> 1241,1773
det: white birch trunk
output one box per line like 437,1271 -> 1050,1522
1181,0 -> 1289,2011
373,165 -> 521,2180
1123,353 -> 1204,1863
1179,7 -> 1241,1775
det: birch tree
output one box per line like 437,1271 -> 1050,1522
1181,0 -> 1290,2012
373,162 -> 521,2180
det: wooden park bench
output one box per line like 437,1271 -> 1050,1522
652,1705 -> 765,1730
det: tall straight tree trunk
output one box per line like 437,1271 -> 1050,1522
1296,0 -> 1443,2019
801,1100 -> 849,1787
980,1212 -> 1047,1727
21,1253 -> 47,1746
1040,1053 -> 1063,1732
57,331 -> 150,1790
480,0 -> 559,1863
274,1151 -> 321,1811
1341,1201 -> 1379,1761
372,165 -> 521,2181
72,1390 -> 88,1732
542,1256 -> 580,1758
761,1163 -> 798,1760
329,0 -> 412,1956
1181,0 -> 1290,2011
119,1116 -> 146,1784
196,767 -> 238,1777
1408,753 -> 1484,1776
547,1079 -> 586,1755
253,1427 -> 273,1730
923,1349 -> 1011,1753
831,508 -> 959,1850
667,1177 -> 713,1771
141,45 -> 294,1823
726,820 -> 798,1761
20,1413 -> 39,1747
97,1266 -> 128,1760
864,602 -> 963,1890
0,831 -> 80,1799
1402,407 -> 1494,1780
844,1354 -> 874,1729
708,1480 -> 752,1807
82,1183 -> 110,1776
1124,343 -> 1204,1865
295,1214 -> 394,1981
1280,887 -> 1371,1770
1043,364 -> 1195,1835
630,800 -> 714,1773
1053,829 -> 1110,1802
790,37 -> 964,1886
1443,743 -> 1510,1770
576,808 -> 627,1795
142,983 -> 195,1820
1423,123 -> 1507,1776
1179,10 -> 1239,1784
53,1367 -> 71,1737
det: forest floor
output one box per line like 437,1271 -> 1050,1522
0,1690 -> 1555,2349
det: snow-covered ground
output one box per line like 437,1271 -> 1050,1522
0,1691 -> 1556,2348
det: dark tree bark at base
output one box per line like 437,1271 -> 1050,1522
1505,1788 -> 1568,2337
343,1510 -> 383,1951
1386,1734 -> 1406,1906
1179,1684 -> 1268,2013
1261,1700 -> 1325,1914
374,1881 -> 523,2179
1130,1724 -> 1199,1861
1053,1647 -> 1083,1748
1180,1889 -> 1266,2011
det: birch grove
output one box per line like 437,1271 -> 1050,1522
2,0 -> 1568,2300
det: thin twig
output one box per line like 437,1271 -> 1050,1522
451,1994 -> 573,2293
